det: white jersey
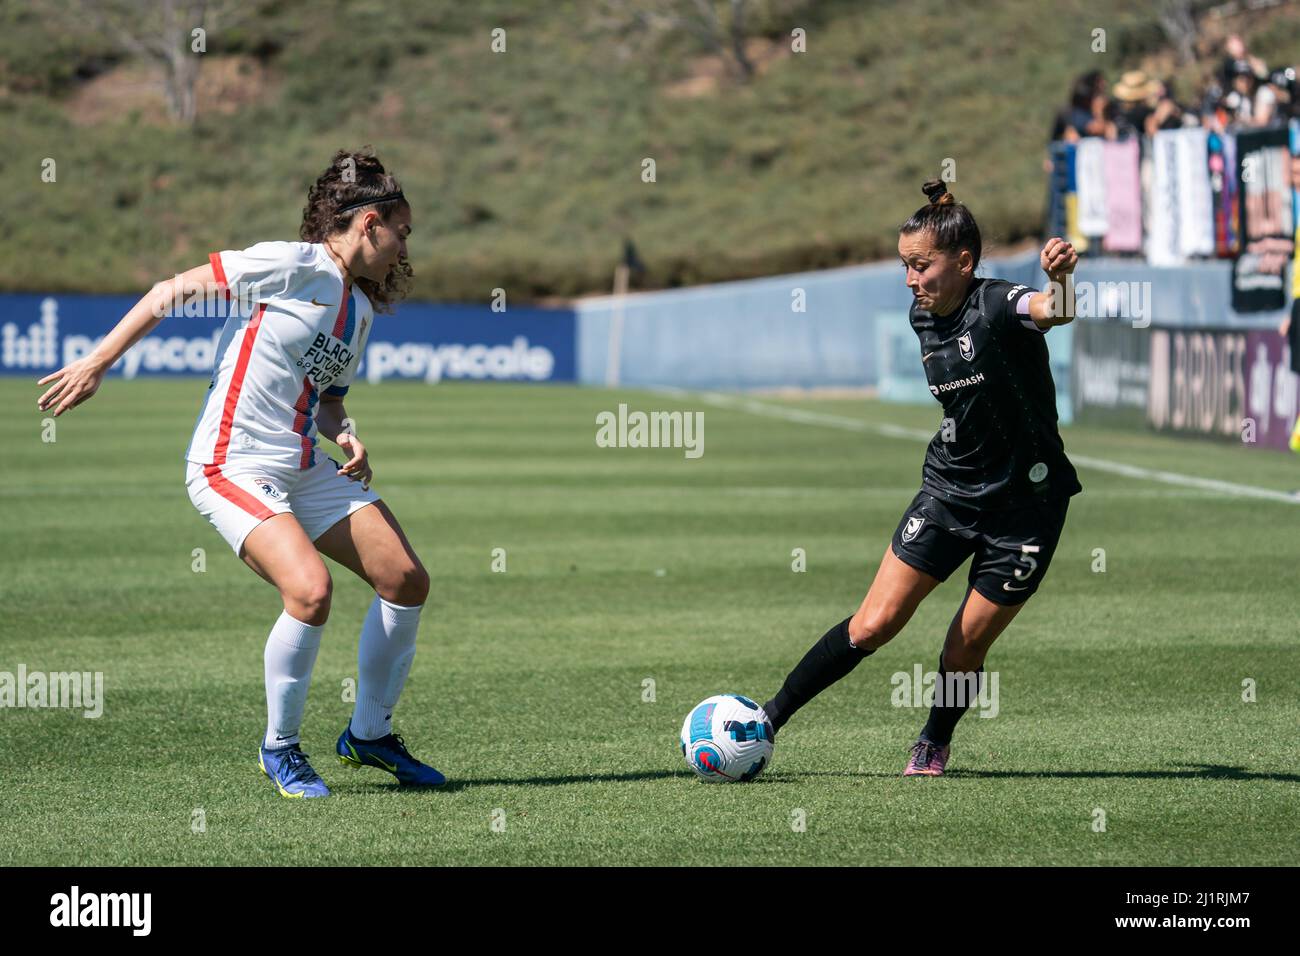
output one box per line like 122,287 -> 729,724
184,241 -> 373,471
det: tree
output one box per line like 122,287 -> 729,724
1157,0 -> 1204,67
600,0 -> 808,82
60,0 -> 247,125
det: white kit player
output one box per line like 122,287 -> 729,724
36,150 -> 447,797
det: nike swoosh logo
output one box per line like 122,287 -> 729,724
259,753 -> 305,798
922,352 -> 935,362
1003,582 -> 1029,591
347,740 -> 397,772
311,298 -> 334,308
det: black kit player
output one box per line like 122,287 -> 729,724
762,179 -> 1083,776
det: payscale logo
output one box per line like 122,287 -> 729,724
50,886 -> 151,936
2,299 -> 59,368
363,337 -> 555,383
2,299 -> 220,378
1,300 -> 561,384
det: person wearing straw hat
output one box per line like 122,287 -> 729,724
1112,70 -> 1160,140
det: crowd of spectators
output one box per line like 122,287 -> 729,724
1049,34 -> 1297,148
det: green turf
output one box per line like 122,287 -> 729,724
1,379 -> 1297,865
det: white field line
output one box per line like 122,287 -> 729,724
655,388 -> 1300,507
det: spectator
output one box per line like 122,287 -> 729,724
1145,79 -> 1195,134
1219,34 -> 1268,92
1050,71 -> 1110,143
1201,77 -> 1226,130
1267,66 -> 1297,122
1112,70 -> 1160,140
1045,71 -> 1111,175
1222,58 -> 1277,127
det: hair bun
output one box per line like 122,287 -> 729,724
922,179 -> 954,205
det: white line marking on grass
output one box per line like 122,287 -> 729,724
661,389 -> 1300,506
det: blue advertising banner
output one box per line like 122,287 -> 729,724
0,293 -> 576,383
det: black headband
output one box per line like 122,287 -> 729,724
338,190 -> 405,214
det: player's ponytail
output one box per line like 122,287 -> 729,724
900,178 -> 981,270
300,148 -> 412,312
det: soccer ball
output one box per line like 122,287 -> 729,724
680,694 -> 774,783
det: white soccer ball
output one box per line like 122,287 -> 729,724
679,694 -> 774,783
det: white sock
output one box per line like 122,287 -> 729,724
263,610 -> 325,750
350,594 -> 421,741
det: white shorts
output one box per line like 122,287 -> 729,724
185,454 -> 382,556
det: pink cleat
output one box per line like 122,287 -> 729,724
903,739 -> 950,777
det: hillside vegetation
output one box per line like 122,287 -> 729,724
3,0 -> 1298,301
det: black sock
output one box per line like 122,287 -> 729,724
919,651 -> 982,747
763,617 -> 873,731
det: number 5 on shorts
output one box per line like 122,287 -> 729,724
1014,544 -> 1041,581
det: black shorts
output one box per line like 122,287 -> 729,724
889,489 -> 1071,607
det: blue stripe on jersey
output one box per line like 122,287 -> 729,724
342,291 -> 356,344
300,383 -> 319,467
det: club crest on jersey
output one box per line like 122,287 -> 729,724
957,331 -> 975,362
901,515 -> 925,543
253,477 -> 282,500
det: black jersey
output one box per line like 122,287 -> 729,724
908,277 -> 1083,510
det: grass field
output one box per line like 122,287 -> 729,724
1,378 -> 1297,866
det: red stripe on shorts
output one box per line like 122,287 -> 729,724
202,463 -> 274,520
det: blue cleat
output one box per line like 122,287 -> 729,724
258,743 -> 331,798
336,725 -> 447,786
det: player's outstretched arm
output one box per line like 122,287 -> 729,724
1027,237 -> 1078,328
36,261 -> 217,417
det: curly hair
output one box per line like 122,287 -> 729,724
300,148 -> 412,313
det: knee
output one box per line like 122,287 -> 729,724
380,561 -> 430,607
848,606 -> 904,650
286,574 -> 332,625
